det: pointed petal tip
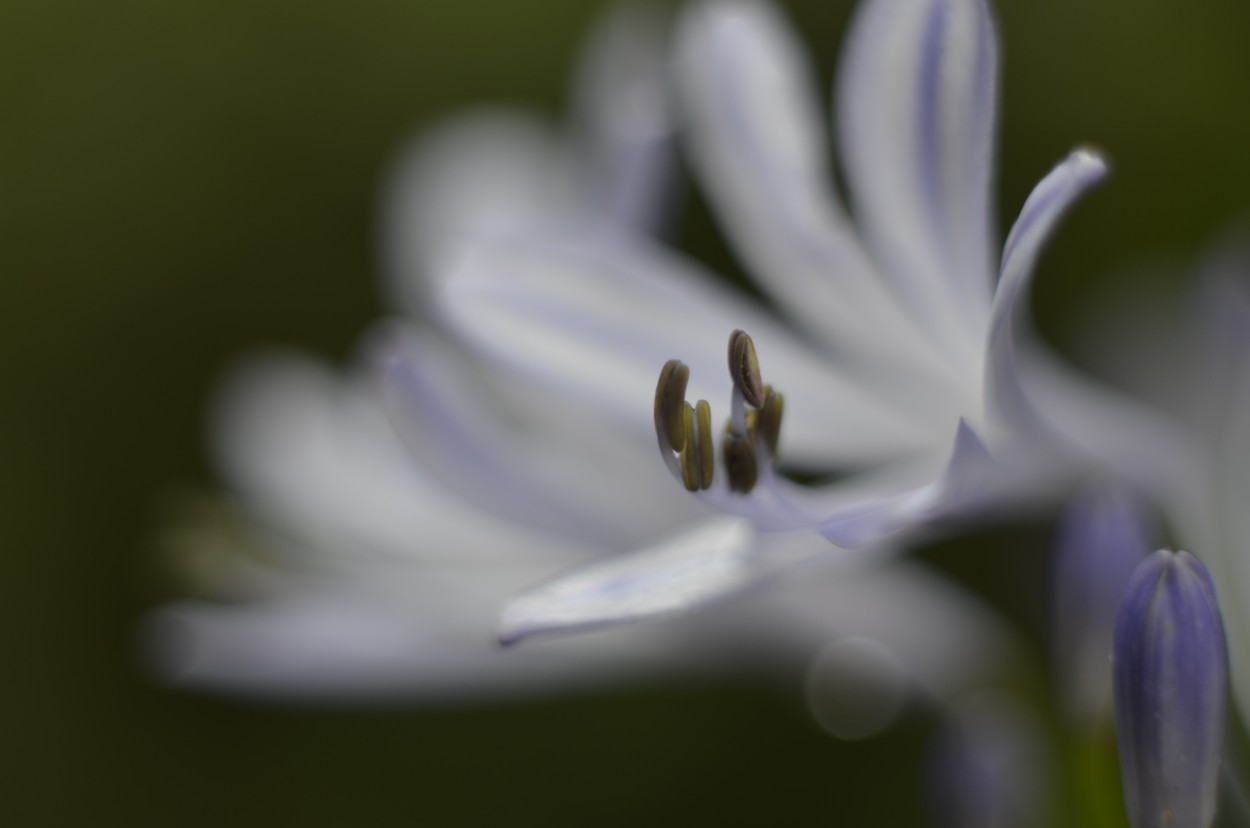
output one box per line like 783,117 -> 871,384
1066,145 -> 1110,181
495,517 -> 759,643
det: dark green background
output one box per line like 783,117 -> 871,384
5,0 -> 1250,824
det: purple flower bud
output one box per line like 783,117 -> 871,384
1113,549 -> 1228,828
1050,484 -> 1153,727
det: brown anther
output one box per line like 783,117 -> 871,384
695,399 -> 714,490
655,359 -> 690,451
728,330 -> 766,409
678,403 -> 702,492
757,387 -> 784,456
723,433 -> 759,494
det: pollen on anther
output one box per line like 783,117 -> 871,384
728,330 -> 766,409
678,403 -> 702,492
758,388 -> 784,455
723,433 -> 758,494
655,359 -> 690,452
695,399 -> 714,490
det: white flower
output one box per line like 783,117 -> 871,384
146,4 -> 1009,706
442,0 -> 1110,642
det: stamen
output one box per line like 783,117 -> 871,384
695,399 -> 714,490
757,387 -> 784,455
728,330 -> 766,409
653,329 -> 782,498
654,359 -> 690,452
723,433 -> 758,494
678,403 -> 702,492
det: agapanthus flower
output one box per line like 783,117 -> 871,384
147,4 -> 1010,705
1113,549 -> 1228,828
451,0 -> 1112,642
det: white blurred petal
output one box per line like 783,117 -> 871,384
1011,344 -> 1204,510
373,324 -> 704,548
439,235 -> 939,467
499,516 -> 763,645
568,2 -> 677,234
985,148 -> 1107,437
838,0 -> 998,366
379,110 -> 569,314
211,350 -> 585,566
145,566 -> 714,705
674,0 -> 951,380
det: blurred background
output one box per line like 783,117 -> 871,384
4,0 -> 1250,824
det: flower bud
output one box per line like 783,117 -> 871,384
1113,549 -> 1228,828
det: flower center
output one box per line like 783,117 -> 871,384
653,329 -> 785,495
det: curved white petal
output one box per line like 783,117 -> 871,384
379,109 -> 569,314
144,562 -> 717,705
568,2 -> 677,235
211,350 -> 588,566
674,0 -> 952,380
837,0 -> 998,367
498,516 -> 764,645
439,235 -> 942,467
371,324 -> 706,548
689,419 -> 1002,547
1010,344 -> 1205,513
817,420 -> 1000,547
985,149 -> 1108,438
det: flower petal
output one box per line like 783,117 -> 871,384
498,516 -> 764,645
144,561 -> 716,704
379,109 -> 568,315
372,324 -> 706,548
211,350 -> 584,565
439,235 -> 940,468
674,0 -> 952,379
817,419 -> 1000,547
984,149 -> 1107,437
567,2 -> 677,235
837,0 -> 999,367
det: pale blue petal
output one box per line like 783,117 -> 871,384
498,517 -> 762,645
378,109 -> 567,315
145,563 -> 714,704
568,2 -> 677,235
674,0 -> 952,379
209,350 -> 584,566
818,419 -> 999,548
373,325 -> 706,549
837,0 -> 998,368
689,419 -> 1000,546
438,235 -> 941,467
984,149 -> 1107,437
